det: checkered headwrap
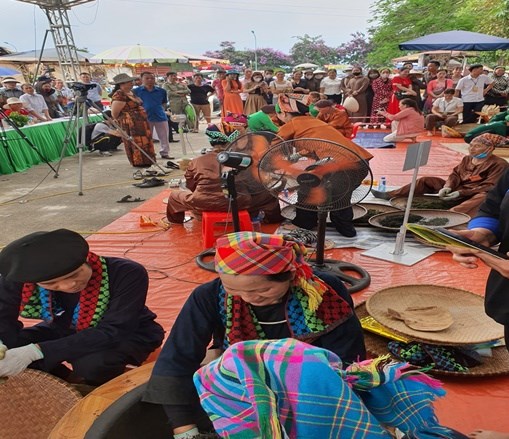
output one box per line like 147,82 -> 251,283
194,339 -> 452,438
215,232 -> 327,311
471,132 -> 507,148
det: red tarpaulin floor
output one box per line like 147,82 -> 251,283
85,137 -> 509,434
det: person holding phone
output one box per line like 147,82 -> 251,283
447,170 -> 509,439
447,168 -> 509,349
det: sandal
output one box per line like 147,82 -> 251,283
282,228 -> 318,246
132,177 -> 166,188
142,165 -> 169,177
165,160 -> 180,170
117,195 -> 146,203
133,170 -> 144,180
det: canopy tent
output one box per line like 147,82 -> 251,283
90,45 -> 188,64
399,30 -> 509,51
0,49 -> 91,63
176,52 -> 228,63
392,50 -> 475,63
0,66 -> 21,76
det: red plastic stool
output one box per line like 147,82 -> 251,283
201,210 -> 253,249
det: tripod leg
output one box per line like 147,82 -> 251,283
77,100 -> 89,195
0,123 -> 17,172
55,108 -> 80,177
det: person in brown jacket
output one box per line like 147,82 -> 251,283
166,124 -> 282,224
315,99 -> 353,138
342,66 -> 370,122
274,95 -> 372,236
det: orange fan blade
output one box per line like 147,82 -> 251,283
264,153 -> 304,179
248,135 -> 271,182
308,159 -> 362,177
303,185 -> 328,205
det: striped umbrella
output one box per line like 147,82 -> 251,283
90,44 -> 188,64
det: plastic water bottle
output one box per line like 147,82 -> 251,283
252,211 -> 264,232
378,176 -> 387,192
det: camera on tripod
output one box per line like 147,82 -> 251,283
70,82 -> 97,97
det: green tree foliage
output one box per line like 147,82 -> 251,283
459,0 -> 509,64
367,0 -> 476,67
290,34 -> 339,66
337,32 -> 373,66
203,41 -> 293,70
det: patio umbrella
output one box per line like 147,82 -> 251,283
399,30 -> 509,51
90,45 -> 188,64
293,63 -> 319,69
0,66 -> 21,75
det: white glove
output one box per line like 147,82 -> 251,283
443,190 -> 460,200
0,344 -> 43,377
438,187 -> 452,198
173,428 -> 200,439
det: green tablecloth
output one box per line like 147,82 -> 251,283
0,115 -> 102,175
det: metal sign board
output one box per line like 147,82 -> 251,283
402,141 -> 431,171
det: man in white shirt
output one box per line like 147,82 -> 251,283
320,69 -> 343,104
425,88 -> 463,135
19,83 -> 50,122
79,72 -> 103,109
455,64 -> 494,123
54,78 -> 74,113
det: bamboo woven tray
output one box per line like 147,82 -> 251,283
0,369 -> 81,439
390,196 -> 458,211
356,302 -> 509,377
354,202 -> 399,226
352,204 -> 368,220
368,209 -> 470,231
366,285 -> 504,345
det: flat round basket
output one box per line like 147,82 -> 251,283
0,369 -> 82,439
390,196 -> 458,211
366,285 -> 504,345
356,302 -> 509,377
352,204 -> 368,220
368,209 -> 470,231
354,203 -> 399,226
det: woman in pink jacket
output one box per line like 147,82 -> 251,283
378,98 -> 424,143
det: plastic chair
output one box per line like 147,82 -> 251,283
350,123 -> 362,140
201,210 -> 253,249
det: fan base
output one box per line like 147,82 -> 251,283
362,243 -> 435,266
309,259 -> 370,293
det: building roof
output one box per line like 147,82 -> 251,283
0,49 -> 91,63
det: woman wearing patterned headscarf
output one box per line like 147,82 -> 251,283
143,231 -> 365,438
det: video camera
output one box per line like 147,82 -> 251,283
70,82 -> 97,97
216,151 -> 252,170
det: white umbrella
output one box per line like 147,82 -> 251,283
293,62 -> 319,69
90,44 -> 188,64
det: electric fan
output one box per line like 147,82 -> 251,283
195,131 -> 283,272
225,131 -> 283,196
258,138 -> 373,292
